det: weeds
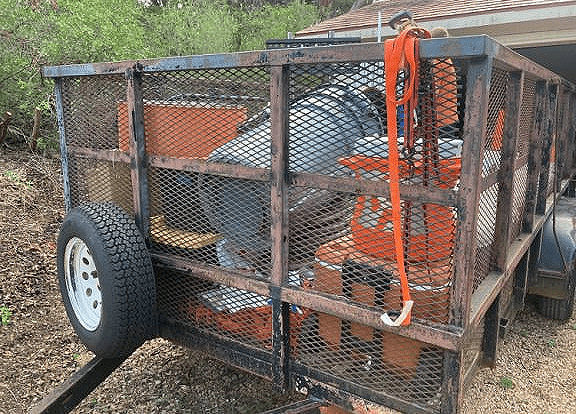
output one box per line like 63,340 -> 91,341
0,305 -> 12,326
499,376 -> 515,389
4,169 -> 32,190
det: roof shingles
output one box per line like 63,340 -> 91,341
297,0 -> 576,36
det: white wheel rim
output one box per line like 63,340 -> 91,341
64,237 -> 102,331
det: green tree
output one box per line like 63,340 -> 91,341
236,0 -> 319,51
0,0 -> 149,148
0,0 -> 350,146
42,0 -> 149,63
145,0 -> 238,56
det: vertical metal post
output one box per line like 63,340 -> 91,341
451,57 -> 493,327
54,78 -> 72,213
441,56 -> 493,414
558,88 -> 573,182
555,90 -> 566,185
492,71 -> 524,271
570,92 -> 576,172
270,64 -> 290,391
481,294 -> 501,367
126,64 -> 150,241
536,82 -> 558,215
523,80 -> 547,232
513,250 -> 530,309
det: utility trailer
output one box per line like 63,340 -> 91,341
35,34 -> 576,414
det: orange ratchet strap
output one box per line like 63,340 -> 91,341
382,27 -> 430,326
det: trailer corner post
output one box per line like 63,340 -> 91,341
442,55 -> 494,414
270,63 -> 291,391
54,78 -> 72,213
556,87 -> 572,186
126,64 -> 151,241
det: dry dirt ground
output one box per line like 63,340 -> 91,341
0,150 -> 575,414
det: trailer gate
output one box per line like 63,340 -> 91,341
38,36 -> 576,413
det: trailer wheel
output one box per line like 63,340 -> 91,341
57,202 -> 157,358
537,267 -> 576,321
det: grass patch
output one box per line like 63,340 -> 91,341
0,306 -> 12,326
499,376 -> 515,389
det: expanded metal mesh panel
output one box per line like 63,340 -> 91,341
309,203 -> 453,324
294,308 -> 443,409
284,60 -> 464,181
483,68 -> 508,177
67,157 -> 134,212
61,75 -> 127,151
517,79 -> 535,162
142,68 -> 272,272
286,62 -> 384,178
283,58 -> 461,409
141,68 -> 278,349
288,187 -> 354,268
60,76 -> 134,210
473,183 -> 499,291
155,267 -> 273,351
285,58 -> 461,328
149,168 -> 271,270
509,164 -> 528,242
138,69 -> 268,161
508,79 -> 536,242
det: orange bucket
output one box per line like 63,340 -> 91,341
313,236 -> 356,350
311,237 -> 451,376
339,155 -> 460,262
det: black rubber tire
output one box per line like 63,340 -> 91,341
57,202 -> 157,359
537,268 -> 576,321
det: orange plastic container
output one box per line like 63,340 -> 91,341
339,155 -> 460,262
193,303 -> 307,349
117,101 -> 247,158
312,235 -> 451,374
313,236 -> 356,350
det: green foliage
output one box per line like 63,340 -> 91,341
4,169 -> 32,190
42,0 -> 149,64
237,0 -> 320,51
0,0 -> 151,148
146,0 -> 238,56
0,305 -> 11,326
499,376 -> 515,389
0,0 -> 348,147
0,2 -> 49,143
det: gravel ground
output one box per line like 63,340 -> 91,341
1,150 -> 575,414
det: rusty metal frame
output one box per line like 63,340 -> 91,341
41,36 -> 576,414
125,64 -> 151,239
28,356 -> 127,414
54,78 -> 72,213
